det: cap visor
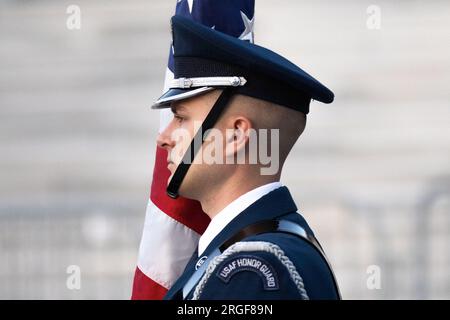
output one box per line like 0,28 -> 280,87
151,87 -> 215,109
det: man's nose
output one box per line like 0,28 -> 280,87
156,123 -> 175,150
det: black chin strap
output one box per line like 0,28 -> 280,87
166,87 -> 236,199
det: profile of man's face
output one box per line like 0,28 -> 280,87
156,90 -> 302,200
156,90 -> 225,199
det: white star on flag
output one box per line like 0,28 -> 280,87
239,11 -> 255,43
177,0 -> 194,14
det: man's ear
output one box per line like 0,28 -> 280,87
225,117 -> 252,159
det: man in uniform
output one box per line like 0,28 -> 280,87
152,15 -> 341,300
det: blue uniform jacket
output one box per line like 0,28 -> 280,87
164,186 -> 340,300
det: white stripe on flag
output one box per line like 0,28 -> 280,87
137,199 -> 201,289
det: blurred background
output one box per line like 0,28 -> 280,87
0,0 -> 449,299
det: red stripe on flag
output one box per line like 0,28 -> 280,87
131,267 -> 167,300
150,146 -> 210,235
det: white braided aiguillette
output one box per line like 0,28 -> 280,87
191,241 -> 309,300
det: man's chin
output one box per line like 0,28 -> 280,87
165,176 -> 193,200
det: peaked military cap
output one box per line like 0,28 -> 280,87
152,15 -> 334,114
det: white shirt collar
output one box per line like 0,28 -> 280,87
198,181 -> 283,256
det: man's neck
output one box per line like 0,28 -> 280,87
199,174 -> 280,219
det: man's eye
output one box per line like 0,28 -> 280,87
174,115 -> 184,123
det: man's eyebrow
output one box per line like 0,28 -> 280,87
171,103 -> 187,114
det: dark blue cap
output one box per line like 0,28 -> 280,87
152,15 -> 334,114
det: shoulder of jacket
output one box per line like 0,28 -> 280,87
191,240 -> 309,300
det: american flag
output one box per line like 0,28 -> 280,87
131,0 -> 255,300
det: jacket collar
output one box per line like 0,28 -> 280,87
164,186 -> 298,300
199,186 -> 297,258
